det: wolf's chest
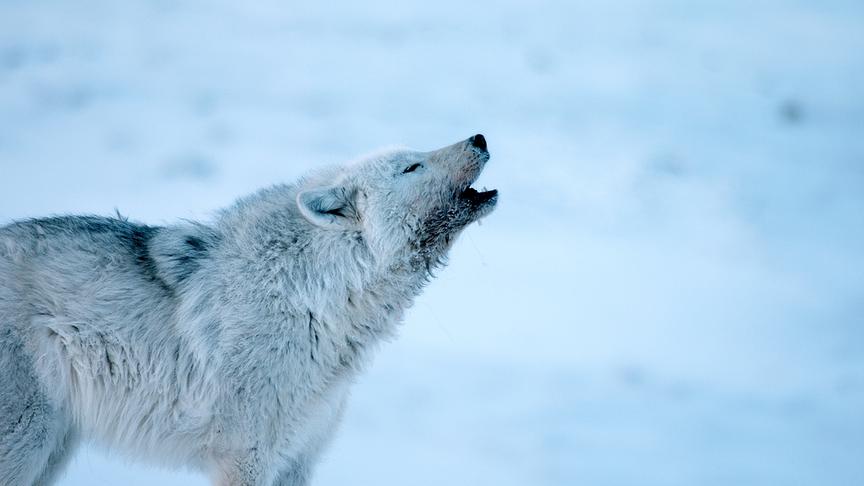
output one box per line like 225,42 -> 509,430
278,376 -> 351,456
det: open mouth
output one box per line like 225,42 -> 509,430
458,184 -> 498,222
460,186 -> 498,206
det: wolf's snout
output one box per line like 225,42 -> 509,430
470,134 -> 487,151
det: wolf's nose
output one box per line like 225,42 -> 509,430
470,134 -> 487,151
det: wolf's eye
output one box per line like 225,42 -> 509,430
402,163 -> 422,174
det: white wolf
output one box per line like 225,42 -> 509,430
0,135 -> 497,485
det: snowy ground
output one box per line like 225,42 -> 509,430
2,0 -> 864,484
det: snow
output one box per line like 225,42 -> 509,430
1,0 -> 863,484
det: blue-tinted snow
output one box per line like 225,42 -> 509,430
1,1 -> 862,485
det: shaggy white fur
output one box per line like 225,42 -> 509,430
0,136 -> 497,486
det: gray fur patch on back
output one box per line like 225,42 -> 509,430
148,224 -> 220,289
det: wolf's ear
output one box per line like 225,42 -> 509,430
296,186 -> 358,229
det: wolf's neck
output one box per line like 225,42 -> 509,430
289,237 -> 449,377
210,195 -> 435,371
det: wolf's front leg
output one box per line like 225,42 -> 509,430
213,448 -> 275,486
271,456 -> 311,486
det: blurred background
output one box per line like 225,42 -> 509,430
2,0 -> 863,485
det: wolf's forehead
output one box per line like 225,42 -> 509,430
375,148 -> 422,165
348,148 -> 422,174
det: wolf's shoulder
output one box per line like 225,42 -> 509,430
0,215 -> 221,289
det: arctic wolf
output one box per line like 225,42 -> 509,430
0,135 -> 497,486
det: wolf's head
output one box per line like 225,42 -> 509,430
296,134 -> 497,271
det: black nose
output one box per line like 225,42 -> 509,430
470,134 -> 487,151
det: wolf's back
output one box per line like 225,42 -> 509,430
0,216 -> 178,330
